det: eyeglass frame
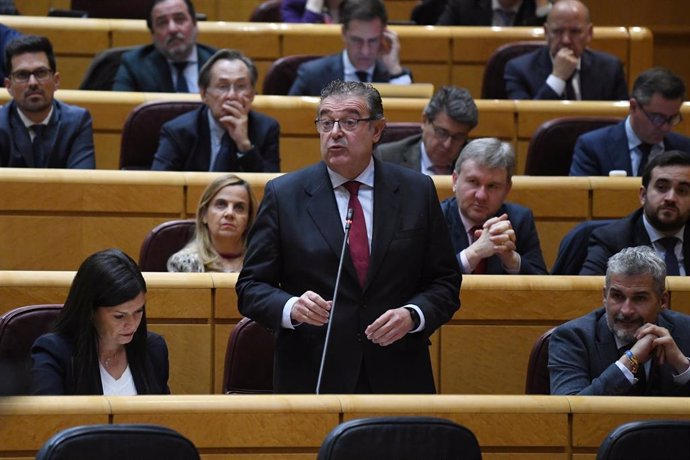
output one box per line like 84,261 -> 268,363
634,98 -> 683,128
429,120 -> 468,144
9,67 -> 54,83
314,117 -> 377,133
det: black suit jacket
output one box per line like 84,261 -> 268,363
288,53 -> 411,96
236,159 -> 461,393
113,43 -> 216,92
30,332 -> 170,395
570,120 -> 690,176
550,308 -> 690,395
580,208 -> 690,275
440,197 -> 548,274
437,0 -> 547,26
504,47 -> 629,100
151,105 -> 281,172
0,100 -> 95,168
374,134 -> 424,172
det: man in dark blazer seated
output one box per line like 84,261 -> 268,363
237,80 -> 461,394
374,86 -> 477,175
1,35 -> 95,168
550,246 -> 690,396
113,0 -> 215,93
288,0 -> 413,97
152,49 -> 280,172
570,68 -> 690,176
504,0 -> 628,100
580,150 -> 690,276
437,0 -> 552,26
440,138 -> 547,274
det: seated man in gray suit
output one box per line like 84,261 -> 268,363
113,0 -> 215,92
375,86 -> 477,175
288,0 -> 412,96
1,35 -> 95,168
570,68 -> 690,176
550,246 -> 690,396
152,49 -> 280,172
580,150 -> 690,276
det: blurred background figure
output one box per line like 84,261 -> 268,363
282,0 -> 343,23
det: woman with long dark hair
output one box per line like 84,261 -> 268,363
30,249 -> 169,395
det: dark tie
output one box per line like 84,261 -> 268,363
637,142 -> 653,176
495,9 -> 516,26
564,76 -> 576,100
31,124 -> 46,167
355,71 -> 369,83
618,344 -> 647,395
658,237 -> 680,276
470,225 -> 487,274
173,61 -> 189,93
212,133 -> 237,171
343,181 -> 370,287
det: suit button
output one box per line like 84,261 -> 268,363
356,333 -> 363,343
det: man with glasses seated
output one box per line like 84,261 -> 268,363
152,49 -> 280,172
0,35 -> 95,168
441,138 -> 547,274
570,68 -> 690,176
374,86 -> 477,175
288,0 -> 412,97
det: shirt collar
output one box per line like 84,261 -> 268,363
17,103 -> 54,128
342,50 -> 375,81
643,212 -> 685,242
419,139 -> 435,175
207,109 -> 226,141
166,45 -> 198,65
328,157 -> 375,189
625,115 -> 663,151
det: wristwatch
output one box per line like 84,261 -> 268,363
404,307 -> 421,330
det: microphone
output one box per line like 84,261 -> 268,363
316,207 -> 353,394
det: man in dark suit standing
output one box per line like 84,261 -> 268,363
580,150 -> 690,276
113,0 -> 215,92
437,0 -> 552,26
550,246 -> 690,396
504,0 -> 628,100
152,49 -> 280,172
570,68 -> 690,176
288,0 -> 413,97
374,86 -> 477,175
440,138 -> 547,274
1,35 -> 95,168
237,80 -> 461,394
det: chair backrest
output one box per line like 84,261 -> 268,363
139,220 -> 196,272
524,327 -> 555,395
262,55 -> 321,95
120,101 -> 202,169
317,416 -> 482,460
481,41 -> 542,99
0,304 -> 62,395
71,0 -> 154,19
379,122 -> 423,145
35,424 -> 200,460
222,317 -> 275,394
79,46 -> 136,90
249,0 -> 282,21
597,420 -> 690,460
524,116 -> 622,175
550,220 -> 615,275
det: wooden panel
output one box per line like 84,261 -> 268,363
214,323 -> 234,394
590,176 -> 641,218
510,177 -> 590,218
451,64 -> 485,99
94,133 -> 122,170
536,221 -> 575,271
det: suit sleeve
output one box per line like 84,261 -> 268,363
549,323 -> 632,395
281,0 -> 325,23
612,60 -> 629,100
113,59 -> 137,91
66,109 -> 96,169
30,334 -> 67,395
151,124 -> 186,170
146,333 -> 171,394
569,134 -> 601,176
288,64 -> 311,96
436,0 -> 461,25
515,208 -> 548,275
238,118 -> 281,172
579,227 -> 613,275
504,59 -> 533,100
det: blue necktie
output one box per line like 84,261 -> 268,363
658,237 -> 680,276
173,62 -> 189,93
31,124 -> 46,167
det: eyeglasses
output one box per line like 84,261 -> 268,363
207,82 -> 253,96
636,100 -> 683,128
10,67 -> 53,83
430,121 -> 467,144
315,117 -> 375,133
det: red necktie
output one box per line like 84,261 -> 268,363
343,181 -> 370,287
470,225 -> 487,274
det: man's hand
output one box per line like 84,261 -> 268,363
379,28 -> 403,76
466,214 -> 519,270
365,307 -> 414,346
219,95 -> 252,152
290,290 -> 331,326
637,323 -> 690,374
551,47 -> 578,81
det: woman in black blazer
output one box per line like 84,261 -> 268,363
30,249 -> 170,395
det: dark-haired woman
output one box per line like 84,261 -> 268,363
30,249 -> 170,395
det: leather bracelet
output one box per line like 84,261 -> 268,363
624,350 -> 639,374
404,306 -> 421,330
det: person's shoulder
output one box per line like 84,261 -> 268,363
196,42 -> 217,57
664,131 -> 690,149
164,105 -> 205,129
249,109 -> 279,128
54,99 -> 90,118
579,121 -> 621,142
377,158 -> 431,185
661,309 -> 690,327
555,308 -> 603,334
502,201 -> 534,217
33,332 -> 72,352
146,331 -> 169,348
300,53 -> 339,71
167,245 -> 204,272
507,46 -> 546,68
121,44 -> 158,62
592,209 -> 641,236
439,195 -> 457,213
583,48 -> 623,65
376,134 -> 420,153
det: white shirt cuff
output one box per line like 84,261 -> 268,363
281,297 -> 299,329
404,304 -> 425,333
389,74 -> 412,85
615,360 -> 637,384
546,74 -> 566,96
673,357 -> 690,385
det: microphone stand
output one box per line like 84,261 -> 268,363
316,208 -> 353,394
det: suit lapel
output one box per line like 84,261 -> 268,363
151,52 -> 175,93
594,311 -> 618,372
578,51 -> 592,100
9,104 -> 34,167
401,135 -> 423,171
43,102 -> 60,168
610,123 -> 633,175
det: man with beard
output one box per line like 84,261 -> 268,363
550,246 -> 690,396
580,150 -> 690,275
113,0 -> 215,93
1,35 -> 95,168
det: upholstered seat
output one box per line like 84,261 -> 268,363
597,420 -> 690,460
249,0 -> 282,21
139,220 -> 195,272
379,122 -> 423,145
524,327 -> 555,395
262,55 -> 321,95
481,41 -> 542,99
79,46 -> 136,90
551,220 -> 615,275
223,317 -> 275,394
